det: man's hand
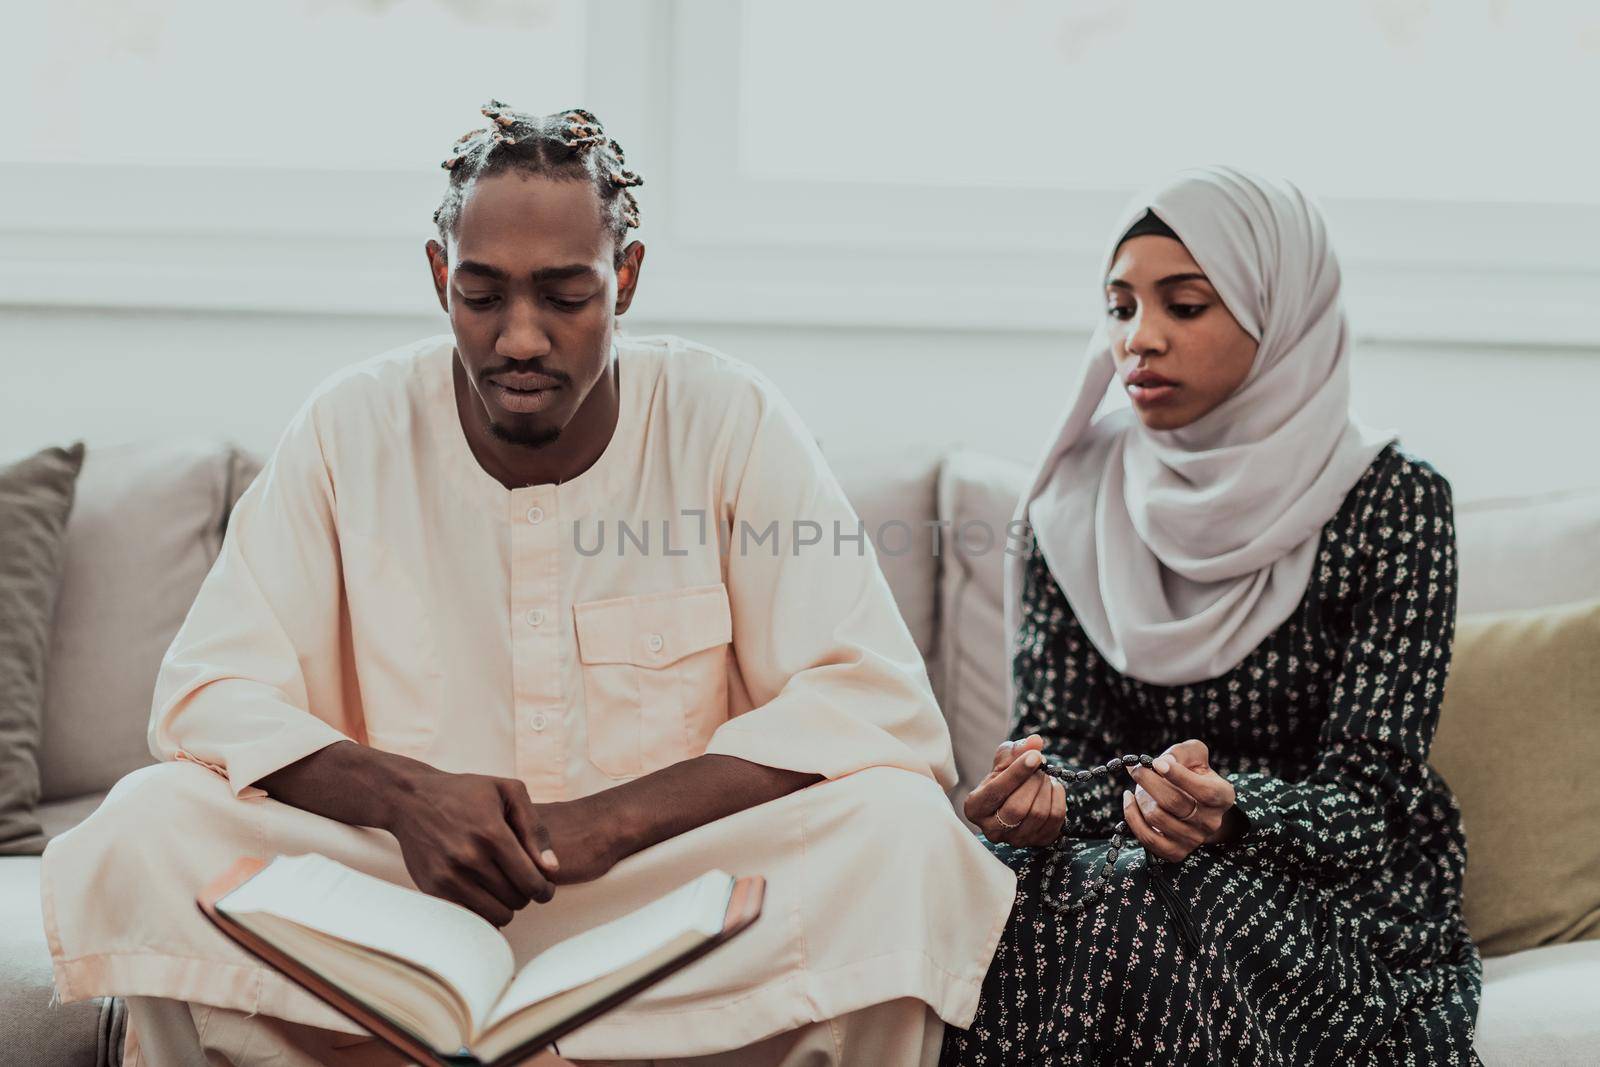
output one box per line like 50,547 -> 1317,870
384,765 -> 566,927
964,735 -> 1065,846
530,794 -> 626,886
1121,738 -> 1244,863
259,741 -> 628,928
259,742 -> 815,928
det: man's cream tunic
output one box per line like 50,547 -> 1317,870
41,335 -> 1015,1061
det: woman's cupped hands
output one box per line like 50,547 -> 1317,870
964,736 -> 1244,860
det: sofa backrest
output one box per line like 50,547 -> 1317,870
932,452 -> 1032,816
38,436 -> 1600,821
38,440 -> 257,801
930,448 -> 1600,814
1455,488 -> 1600,616
831,449 -> 944,703
35,440 -> 945,802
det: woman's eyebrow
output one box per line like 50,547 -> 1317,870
1105,272 -> 1210,289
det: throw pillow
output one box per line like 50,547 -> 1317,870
0,442 -> 86,854
1430,598 -> 1600,956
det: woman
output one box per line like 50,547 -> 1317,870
941,168 -> 1481,1065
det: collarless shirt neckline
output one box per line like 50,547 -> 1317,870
429,338 -> 649,517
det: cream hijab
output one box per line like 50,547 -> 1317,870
1008,166 -> 1396,688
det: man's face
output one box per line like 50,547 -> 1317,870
426,171 -> 642,448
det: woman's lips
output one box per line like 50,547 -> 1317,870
1126,378 -> 1180,405
489,380 -> 560,414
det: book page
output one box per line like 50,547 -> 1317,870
220,854 -> 515,1035
482,869 -> 733,1033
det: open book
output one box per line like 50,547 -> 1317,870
198,855 -> 764,1067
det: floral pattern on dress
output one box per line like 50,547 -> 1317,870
942,446 -> 1482,1066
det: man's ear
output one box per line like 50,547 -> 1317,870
613,241 -> 646,316
425,239 -> 450,314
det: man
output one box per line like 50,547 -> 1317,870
41,102 -> 1015,1066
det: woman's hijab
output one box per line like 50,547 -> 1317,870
1008,166 -> 1397,688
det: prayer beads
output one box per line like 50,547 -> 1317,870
1037,753 -> 1155,915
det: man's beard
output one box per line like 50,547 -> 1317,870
486,417 -> 561,449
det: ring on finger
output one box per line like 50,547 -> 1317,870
995,812 -> 1021,829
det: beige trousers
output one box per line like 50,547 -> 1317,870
125,994 -> 944,1067
49,763 -> 1011,1063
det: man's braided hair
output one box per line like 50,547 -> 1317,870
433,101 -> 643,265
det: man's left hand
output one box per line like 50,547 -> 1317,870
533,795 -> 628,885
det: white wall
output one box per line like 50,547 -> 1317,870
5,1 -> 1598,503
4,304 -> 1595,504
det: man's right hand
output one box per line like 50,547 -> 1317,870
383,765 -> 560,927
258,741 -> 562,928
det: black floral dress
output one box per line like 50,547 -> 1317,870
942,446 -> 1482,1065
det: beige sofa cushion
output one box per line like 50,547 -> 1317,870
37,440 -> 246,801
831,448 -> 944,700
1430,598 -> 1600,957
224,446 -> 265,526
935,451 -> 1030,813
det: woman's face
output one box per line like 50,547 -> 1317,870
1104,235 -> 1258,431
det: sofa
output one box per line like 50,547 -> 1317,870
3,437 -> 1598,1065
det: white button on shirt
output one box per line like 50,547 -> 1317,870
526,505 -> 545,524
525,608 -> 545,627
529,712 -> 548,732
647,633 -> 665,653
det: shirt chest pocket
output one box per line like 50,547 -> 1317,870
573,583 -> 733,779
